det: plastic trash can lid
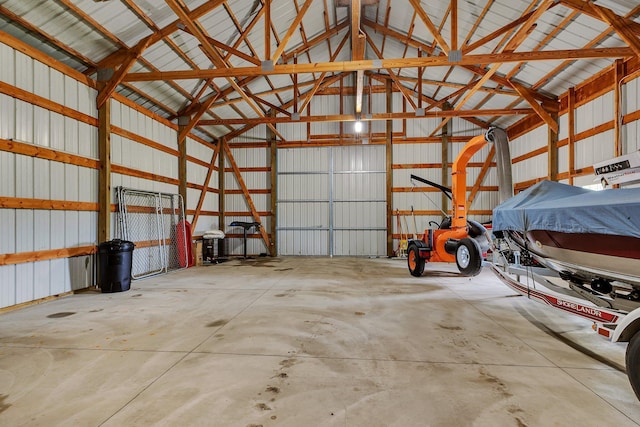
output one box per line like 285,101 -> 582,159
98,239 -> 135,252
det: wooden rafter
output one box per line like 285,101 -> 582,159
125,46 -> 634,82
271,0 -> 314,64
165,0 -> 285,142
560,0 -> 640,36
532,5 -> 640,91
96,37 -> 152,108
590,3 -> 640,58
298,34 -> 350,113
429,0 -> 556,136
408,0 -> 450,54
199,108 -> 533,126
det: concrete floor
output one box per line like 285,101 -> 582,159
1,257 -> 640,426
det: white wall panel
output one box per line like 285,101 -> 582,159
576,129 -> 615,170
0,42 -> 15,84
33,106 -> 50,147
64,75 -> 78,110
49,112 -> 64,151
49,69 -> 64,104
15,264 -> 34,304
0,265 -> 16,307
15,51 -> 33,92
33,261 -> 50,300
1,151 -> 15,197
0,94 -> 15,139
15,99 -> 33,143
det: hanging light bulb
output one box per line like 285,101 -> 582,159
354,113 -> 362,133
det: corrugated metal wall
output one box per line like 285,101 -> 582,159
277,145 -> 386,256
0,39 -> 214,309
0,43 -> 98,306
187,136 -> 218,236
225,126 -> 271,256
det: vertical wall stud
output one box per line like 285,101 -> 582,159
97,68 -> 113,244
218,138 -> 226,257
548,112 -> 559,181
178,115 -> 189,210
385,79 -> 394,257
268,112 -> 278,257
568,87 -> 576,185
441,102 -> 451,216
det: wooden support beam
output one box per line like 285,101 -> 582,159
591,3 -> 640,57
218,140 -> 226,256
511,83 -> 559,133
385,79 -> 394,257
409,0 -> 450,54
548,111 -> 559,181
614,58 -> 624,158
198,108 -> 534,126
451,0 -> 458,51
178,116 -> 189,209
222,141 -> 272,251
265,0 -> 271,60
98,76 -> 111,244
568,86 -> 576,185
191,142 -> 221,230
271,0 -> 314,64
96,37 -> 152,108
441,102 -> 451,216
560,0 -> 640,37
299,34 -> 350,113
268,111 -> 278,257
125,47 -> 635,81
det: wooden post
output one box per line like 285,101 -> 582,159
614,58 -> 624,158
97,68 -> 113,244
548,111 -> 559,181
178,116 -> 189,210
385,79 -> 394,257
441,102 -> 451,216
268,111 -> 278,257
218,138 -> 226,257
568,87 -> 576,185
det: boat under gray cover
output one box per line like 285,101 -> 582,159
493,180 -> 640,238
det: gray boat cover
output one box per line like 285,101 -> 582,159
493,180 -> 640,238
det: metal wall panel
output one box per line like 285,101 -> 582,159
0,94 -> 15,139
277,145 -> 386,256
0,40 -> 103,308
221,146 -> 270,256
577,129 -> 616,170
576,91 -> 614,134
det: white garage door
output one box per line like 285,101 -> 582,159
277,145 -> 386,256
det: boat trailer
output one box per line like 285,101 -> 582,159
489,248 -> 640,400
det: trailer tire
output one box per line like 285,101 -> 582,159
456,238 -> 482,277
407,244 -> 425,277
626,332 -> 640,400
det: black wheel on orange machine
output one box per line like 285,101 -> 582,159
407,243 -> 425,277
455,237 -> 482,277
626,331 -> 640,401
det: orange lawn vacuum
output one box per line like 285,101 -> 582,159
407,127 -> 512,277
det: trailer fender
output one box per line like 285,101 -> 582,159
612,307 -> 640,343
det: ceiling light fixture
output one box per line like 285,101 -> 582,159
354,114 -> 362,133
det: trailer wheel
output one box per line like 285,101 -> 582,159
455,238 -> 482,276
407,244 -> 425,277
626,332 -> 640,400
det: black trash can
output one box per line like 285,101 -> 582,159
98,239 -> 134,293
